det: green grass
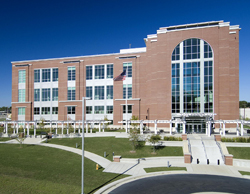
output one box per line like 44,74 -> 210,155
144,167 -> 186,173
0,144 -> 128,194
47,137 -> 183,161
0,137 -> 10,141
239,171 -> 250,175
227,147 -> 250,159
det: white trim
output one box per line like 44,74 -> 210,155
120,47 -> 146,54
120,104 -> 134,106
151,39 -> 157,42
65,105 -> 78,107
229,31 -> 237,34
115,98 -> 141,101
59,100 -> 82,103
229,25 -> 241,30
16,106 -> 27,108
12,102 -> 32,104
147,34 -> 157,39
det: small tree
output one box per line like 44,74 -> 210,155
38,118 -> 45,131
148,134 -> 161,153
129,128 -> 141,152
131,115 -> 139,129
103,115 -> 110,129
11,132 -> 25,148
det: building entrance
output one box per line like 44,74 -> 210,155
186,124 -> 202,133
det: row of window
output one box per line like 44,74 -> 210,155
86,105 -> 132,114
34,88 -> 58,102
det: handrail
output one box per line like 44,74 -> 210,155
216,140 -> 225,162
187,138 -> 192,155
201,137 -> 208,159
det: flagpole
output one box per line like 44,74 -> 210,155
126,66 -> 128,133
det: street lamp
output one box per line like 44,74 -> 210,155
82,97 -> 90,194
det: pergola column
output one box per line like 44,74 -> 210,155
5,122 -> 8,134
154,120 -> 157,134
223,122 -> 226,136
56,122 -> 58,135
27,122 -> 30,136
62,122 -> 64,135
50,121 -> 52,133
74,122 -> 76,133
236,122 -> 239,136
102,122 -> 105,132
183,122 -> 186,134
34,122 -> 36,137
78,122 -> 81,134
17,123 -> 19,134
241,122 -> 244,136
170,121 -> 172,135
208,121 -> 211,137
219,122 -> 222,135
99,122 -> 101,132
140,121 -> 143,135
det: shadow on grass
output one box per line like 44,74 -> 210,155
88,162 -> 139,194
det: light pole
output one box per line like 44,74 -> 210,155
82,97 -> 90,194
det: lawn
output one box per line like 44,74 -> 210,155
47,137 -> 183,161
0,144 -> 128,194
0,137 -> 10,141
239,171 -> 250,176
144,167 -> 186,173
227,147 -> 250,159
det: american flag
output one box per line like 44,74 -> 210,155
113,70 -> 126,81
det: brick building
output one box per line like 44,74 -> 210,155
11,20 -> 240,133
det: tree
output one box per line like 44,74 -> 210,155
148,134 -> 161,153
130,115 -> 139,129
103,115 -> 110,129
239,101 -> 249,108
11,132 -> 25,148
129,128 -> 141,151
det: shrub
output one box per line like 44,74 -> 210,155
163,136 -> 182,141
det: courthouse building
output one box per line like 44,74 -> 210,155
11,20 -> 240,133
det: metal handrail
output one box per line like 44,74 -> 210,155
216,140 -> 225,162
187,138 -> 192,155
201,137 -> 208,159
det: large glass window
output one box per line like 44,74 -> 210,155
42,88 -> 50,101
67,106 -> 75,114
86,106 -> 92,114
34,107 -> 40,115
86,86 -> 92,100
95,65 -> 104,79
18,107 -> 25,115
204,61 -> 213,113
34,69 -> 40,83
52,88 -> 58,101
204,42 -> 213,58
42,107 -> 50,114
18,89 -> 25,102
34,89 -> 40,102
123,105 -> 132,113
94,106 -> 104,114
18,70 -> 26,83
53,68 -> 58,81
171,63 -> 180,113
107,106 -> 113,114
86,66 -> 92,80
107,64 -> 113,79
94,86 -> 104,100
52,107 -> 58,114
42,69 -> 51,82
68,67 -> 76,81
67,87 -> 75,100
123,62 -> 132,77
172,44 -> 180,61
123,84 -> 132,99
106,85 -> 113,99
183,38 -> 200,60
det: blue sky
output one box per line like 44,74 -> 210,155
0,0 -> 249,106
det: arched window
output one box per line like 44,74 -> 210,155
171,38 -> 213,114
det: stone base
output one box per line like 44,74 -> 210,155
182,134 -> 187,140
113,156 -> 121,162
225,154 -> 233,165
214,135 -> 221,141
184,153 -> 192,163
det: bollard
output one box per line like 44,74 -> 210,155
197,159 -> 199,164
167,161 -> 170,168
218,159 -> 220,165
113,152 -> 114,156
207,159 -> 209,165
76,143 -> 78,148
104,151 -> 106,158
96,164 -> 99,170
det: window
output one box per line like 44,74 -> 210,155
67,106 -> 75,114
204,61 -> 213,113
204,42 -> 213,58
34,89 -> 40,102
86,106 -> 92,114
42,69 -> 51,82
94,106 -> 104,114
34,69 -> 40,83
106,106 -> 113,114
52,88 -> 58,101
86,86 -> 92,100
172,44 -> 180,61
183,38 -> 200,60
86,66 -> 92,80
171,63 -> 180,113
18,107 -> 25,115
53,68 -> 58,81
95,65 -> 104,79
18,89 -> 25,102
68,67 -> 76,81
34,107 -> 40,115
107,64 -> 113,78
42,88 -> 50,101
106,85 -> 113,99
52,107 -> 58,114
123,84 -> 132,99
94,86 -> 104,100
67,87 -> 75,100
42,107 -> 50,114
18,70 -> 26,83
123,62 -> 132,77
123,105 -> 132,113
